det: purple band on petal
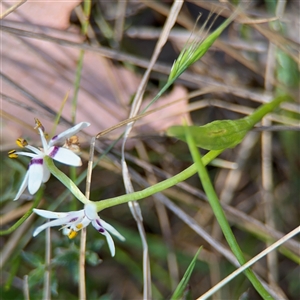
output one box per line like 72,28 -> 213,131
29,158 -> 43,167
95,219 -> 105,233
69,217 -> 78,222
51,135 -> 58,141
49,146 -> 59,158
98,228 -> 105,233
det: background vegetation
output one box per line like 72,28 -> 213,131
1,1 -> 299,299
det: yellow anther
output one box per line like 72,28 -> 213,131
16,138 -> 28,148
34,118 -> 43,130
34,118 -> 48,139
68,230 -> 78,239
8,150 -> 18,158
76,223 -> 83,230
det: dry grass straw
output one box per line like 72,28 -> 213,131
1,1 -> 299,299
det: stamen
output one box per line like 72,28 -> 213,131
16,138 -> 28,148
8,150 -> 18,158
76,223 -> 83,230
34,118 -> 45,132
34,118 -> 48,139
68,230 -> 78,239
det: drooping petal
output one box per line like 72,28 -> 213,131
103,231 -> 116,257
27,158 -> 44,194
13,170 -> 29,201
90,218 -> 116,257
48,146 -> 82,166
101,219 -> 126,241
42,162 -> 51,183
48,122 -> 90,147
32,209 -> 85,236
91,218 -> 106,234
33,217 -> 71,237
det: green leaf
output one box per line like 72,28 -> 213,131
21,251 -> 43,268
28,265 -> 45,288
167,119 -> 251,150
167,94 -> 292,150
170,247 -> 202,300
85,250 -> 101,266
52,245 -> 79,267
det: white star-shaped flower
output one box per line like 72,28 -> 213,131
9,120 -> 90,200
33,203 -> 125,257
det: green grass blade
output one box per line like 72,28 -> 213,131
184,124 -> 273,299
71,0 -> 92,124
168,11 -> 237,82
170,247 -> 202,300
0,189 -> 43,235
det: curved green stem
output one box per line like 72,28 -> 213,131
94,150 -> 222,211
44,151 -> 223,211
44,157 -> 90,205
0,189 -> 42,235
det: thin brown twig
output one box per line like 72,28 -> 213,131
0,0 -> 27,19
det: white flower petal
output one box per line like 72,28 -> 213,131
62,227 -> 71,236
78,216 -> 91,229
42,163 -> 51,183
48,147 -> 82,166
91,218 -> 117,256
101,219 -> 125,241
33,218 -> 68,237
91,218 -> 105,233
33,224 -> 49,237
84,202 -> 98,220
103,231 -> 116,257
49,122 -> 90,147
33,208 -> 68,219
37,127 -> 49,151
14,170 -> 29,201
28,158 -> 44,194
33,210 -> 85,236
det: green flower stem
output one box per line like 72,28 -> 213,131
44,157 -> 90,205
244,94 -> 292,126
184,125 -> 273,299
94,150 -> 222,210
44,151 -> 223,211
